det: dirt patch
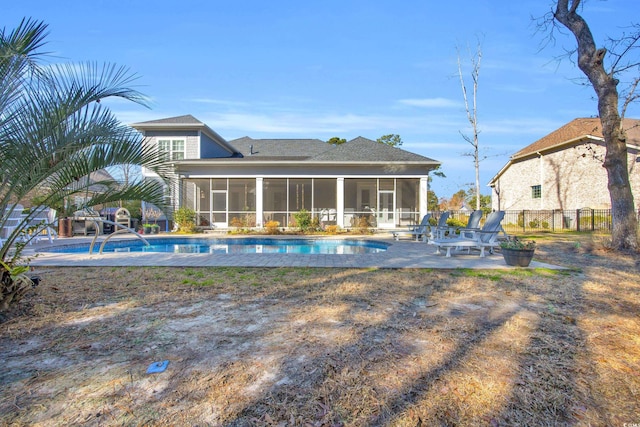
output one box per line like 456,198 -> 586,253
1,234 -> 639,426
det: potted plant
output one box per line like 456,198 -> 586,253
151,224 -> 160,234
500,236 -> 536,267
142,223 -> 153,234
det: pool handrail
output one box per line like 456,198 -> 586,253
87,219 -> 149,254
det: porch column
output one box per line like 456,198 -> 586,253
256,177 -> 264,228
420,177 -> 429,217
337,177 -> 345,228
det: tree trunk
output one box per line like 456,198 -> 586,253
554,0 -> 638,250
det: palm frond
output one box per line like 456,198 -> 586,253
1,19 -> 171,264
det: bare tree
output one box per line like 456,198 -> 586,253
457,41 -> 483,210
549,0 -> 639,250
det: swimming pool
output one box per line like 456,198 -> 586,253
42,237 -> 389,255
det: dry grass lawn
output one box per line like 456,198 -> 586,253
1,234 -> 639,426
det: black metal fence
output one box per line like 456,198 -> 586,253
441,208 -> 640,233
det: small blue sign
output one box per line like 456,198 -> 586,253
146,360 -> 170,374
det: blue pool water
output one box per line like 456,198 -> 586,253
43,237 -> 388,254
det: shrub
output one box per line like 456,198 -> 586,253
446,217 -> 467,228
174,207 -> 197,233
325,225 -> 339,235
292,209 -> 312,232
354,216 -> 373,234
311,216 -> 321,230
229,216 -> 246,228
264,220 -> 281,234
500,236 -> 536,250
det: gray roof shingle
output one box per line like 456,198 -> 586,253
133,114 -> 203,125
132,115 -> 440,166
311,136 -> 437,162
228,137 -> 330,160
227,136 -> 438,163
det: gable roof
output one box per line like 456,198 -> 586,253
489,117 -> 640,186
512,117 -> 640,160
130,115 -> 240,155
226,136 -> 439,163
131,115 -> 440,168
134,114 -> 203,125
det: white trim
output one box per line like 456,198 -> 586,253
197,130 -> 202,159
256,178 -> 264,228
157,137 -> 186,161
419,177 -> 429,218
182,174 -> 428,179
336,178 -> 344,228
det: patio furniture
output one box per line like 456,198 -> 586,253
1,204 -> 25,243
432,209 -> 483,240
426,211 -> 451,240
72,209 -> 103,236
428,211 -> 506,257
393,213 -> 432,241
25,206 -> 57,244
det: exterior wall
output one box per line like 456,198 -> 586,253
200,132 -> 235,158
492,140 -> 640,211
143,130 -> 199,160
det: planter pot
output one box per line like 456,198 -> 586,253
143,226 -> 152,234
151,227 -> 159,234
502,248 -> 535,267
58,218 -> 73,238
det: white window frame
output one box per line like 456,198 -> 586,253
158,138 -> 185,161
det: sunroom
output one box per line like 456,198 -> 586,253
132,115 -> 440,230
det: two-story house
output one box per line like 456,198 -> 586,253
489,118 -> 640,211
131,115 -> 441,229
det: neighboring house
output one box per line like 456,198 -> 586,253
131,115 -> 440,229
489,118 -> 640,211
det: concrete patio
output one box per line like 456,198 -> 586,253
23,233 -> 562,270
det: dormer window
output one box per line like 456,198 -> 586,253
158,138 -> 185,161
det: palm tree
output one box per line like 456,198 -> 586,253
1,19 -> 172,310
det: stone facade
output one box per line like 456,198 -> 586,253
491,136 -> 640,211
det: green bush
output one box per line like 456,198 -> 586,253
292,209 -> 313,232
446,217 -> 467,228
173,207 -> 197,233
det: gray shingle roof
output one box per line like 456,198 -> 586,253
228,137 -> 329,160
133,114 -> 203,125
312,136 -> 437,162
227,136 -> 438,163
131,115 -> 440,165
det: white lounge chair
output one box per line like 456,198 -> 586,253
1,204 -> 25,244
427,211 -> 451,240
429,211 -> 506,257
393,213 -> 432,241
25,207 -> 57,244
433,209 -> 483,240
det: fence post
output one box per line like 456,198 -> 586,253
576,209 -> 581,232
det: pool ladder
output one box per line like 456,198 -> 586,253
87,219 -> 150,254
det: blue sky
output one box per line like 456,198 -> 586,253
4,1 -> 639,198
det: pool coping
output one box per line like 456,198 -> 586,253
23,233 -> 564,270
